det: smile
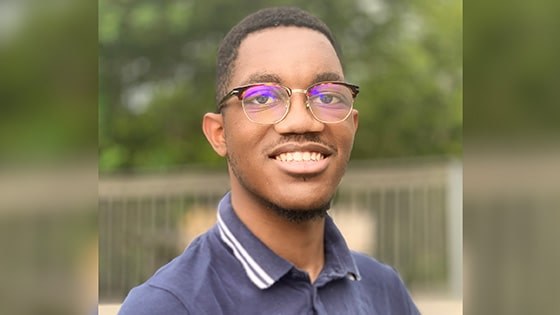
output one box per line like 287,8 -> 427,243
275,151 -> 325,162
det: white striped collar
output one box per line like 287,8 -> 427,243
217,212 -> 275,289
215,192 -> 361,289
216,193 -> 292,289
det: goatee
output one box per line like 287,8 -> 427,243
262,198 -> 330,223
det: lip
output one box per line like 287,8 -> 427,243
268,142 -> 334,158
268,142 -> 334,176
271,156 -> 330,176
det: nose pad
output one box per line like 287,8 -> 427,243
286,93 -> 311,119
274,92 -> 324,133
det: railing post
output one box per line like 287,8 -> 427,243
446,159 -> 463,298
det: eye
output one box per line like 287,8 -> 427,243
243,86 -> 281,105
310,92 -> 343,106
317,93 -> 337,104
308,83 -> 353,108
254,94 -> 272,104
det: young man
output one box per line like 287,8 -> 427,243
119,7 -> 420,314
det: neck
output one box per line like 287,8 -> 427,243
231,193 -> 326,283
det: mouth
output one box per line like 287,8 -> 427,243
268,143 -> 334,175
274,151 -> 326,162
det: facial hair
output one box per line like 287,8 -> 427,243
260,197 -> 330,223
226,140 -> 333,223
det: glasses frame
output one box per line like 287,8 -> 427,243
218,81 -> 360,124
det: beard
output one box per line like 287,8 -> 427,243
227,153 -> 332,223
259,195 -> 330,223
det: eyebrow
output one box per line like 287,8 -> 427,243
240,71 -> 344,87
241,73 -> 282,85
313,72 -> 343,83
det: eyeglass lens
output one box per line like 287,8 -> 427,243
241,83 -> 354,124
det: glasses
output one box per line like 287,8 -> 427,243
218,81 -> 359,124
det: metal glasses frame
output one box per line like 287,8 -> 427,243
217,81 -> 360,124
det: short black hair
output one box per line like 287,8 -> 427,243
215,7 -> 342,105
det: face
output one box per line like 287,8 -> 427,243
205,26 -> 358,215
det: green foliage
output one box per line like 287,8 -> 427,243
1,1 -> 97,165
99,0 -> 462,173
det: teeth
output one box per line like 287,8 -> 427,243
275,151 -> 325,162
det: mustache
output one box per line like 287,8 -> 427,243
267,134 -> 338,153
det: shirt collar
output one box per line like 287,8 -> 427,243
216,192 -> 361,290
321,213 -> 362,284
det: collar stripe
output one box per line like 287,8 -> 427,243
217,225 -> 269,289
217,212 -> 275,288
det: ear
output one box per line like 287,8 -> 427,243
202,113 -> 227,157
351,108 -> 359,132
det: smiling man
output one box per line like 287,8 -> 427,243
119,7 -> 419,315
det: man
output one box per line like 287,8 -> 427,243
119,7 -> 420,314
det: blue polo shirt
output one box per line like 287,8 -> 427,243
119,192 -> 420,315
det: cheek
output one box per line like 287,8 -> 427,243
336,126 -> 357,157
223,114 -> 246,151
223,120 -> 263,160
346,133 -> 356,153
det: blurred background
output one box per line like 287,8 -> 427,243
3,0 -> 560,313
463,0 -> 560,314
0,0 -> 97,314
98,0 -> 462,314
3,0 -> 559,314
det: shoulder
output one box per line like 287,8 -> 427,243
351,251 -> 408,290
149,231 -> 217,289
120,227 -> 223,314
118,283 -> 188,315
351,251 -> 401,284
351,252 -> 421,314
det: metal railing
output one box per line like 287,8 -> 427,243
99,158 -> 462,302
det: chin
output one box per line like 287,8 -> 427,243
264,197 -> 332,223
264,180 -> 337,209
271,194 -> 333,212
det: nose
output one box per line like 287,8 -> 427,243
273,92 -> 325,134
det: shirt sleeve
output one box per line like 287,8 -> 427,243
118,284 -> 190,315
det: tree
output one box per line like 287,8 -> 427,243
99,0 -> 462,173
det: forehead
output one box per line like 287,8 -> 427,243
230,26 -> 344,88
